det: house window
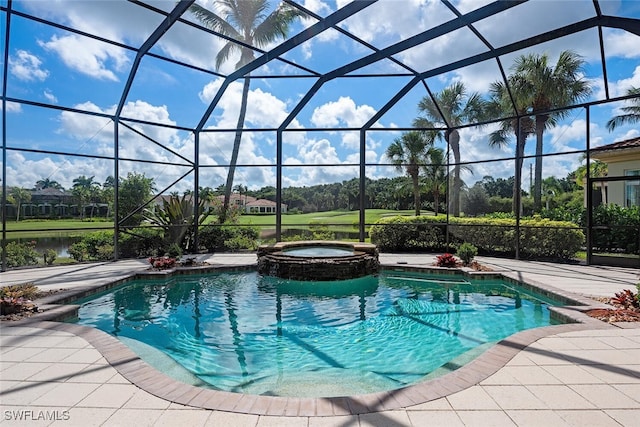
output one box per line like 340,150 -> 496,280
625,170 -> 640,207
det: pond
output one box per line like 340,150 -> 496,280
8,236 -> 79,258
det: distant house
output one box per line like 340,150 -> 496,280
590,137 -> 640,207
6,187 -> 76,218
153,193 -> 287,214
221,193 -> 287,214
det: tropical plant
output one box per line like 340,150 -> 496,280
385,131 -> 435,216
510,51 -> 591,210
488,74 -> 535,214
143,194 -> 211,252
611,288 -> 640,310
414,82 -> 487,216
148,256 -> 177,270
189,0 -> 305,222
606,86 -> 640,131
7,187 -> 31,221
435,253 -> 458,268
0,283 -> 39,315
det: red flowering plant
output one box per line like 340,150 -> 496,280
435,253 -> 459,268
148,256 -> 177,270
0,283 -> 39,316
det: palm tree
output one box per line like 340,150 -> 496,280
422,147 -> 447,215
606,86 -> 640,131
413,82 -> 487,216
189,0 -> 305,222
35,178 -> 63,190
72,175 -> 99,219
511,51 -> 591,210
8,187 -> 31,221
233,183 -> 248,208
488,75 -> 535,215
386,131 -> 435,216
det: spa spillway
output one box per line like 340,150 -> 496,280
257,241 -> 379,281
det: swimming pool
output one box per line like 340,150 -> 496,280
72,270 -> 563,397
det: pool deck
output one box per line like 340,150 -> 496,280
1,253 -> 639,426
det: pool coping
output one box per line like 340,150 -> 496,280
4,262 -> 620,416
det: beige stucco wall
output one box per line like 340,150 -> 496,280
591,148 -> 640,206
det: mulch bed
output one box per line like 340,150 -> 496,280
585,295 -> 640,323
585,307 -> 640,323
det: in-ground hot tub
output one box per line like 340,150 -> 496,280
257,240 -> 379,280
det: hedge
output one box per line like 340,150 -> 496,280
368,216 -> 448,252
370,215 -> 584,260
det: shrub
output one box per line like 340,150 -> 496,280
119,228 -> 164,258
199,224 -> 260,252
68,242 -> 90,262
372,215 -> 584,260
43,249 -> 57,265
436,253 -> 458,268
166,242 -> 183,258
309,221 -> 335,240
590,204 -> 639,254
6,241 -> 40,267
488,196 -> 514,214
457,243 -> 478,265
370,216 -> 447,251
96,244 -> 114,261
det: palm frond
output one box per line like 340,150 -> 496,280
189,3 -> 241,38
607,86 -> 640,131
254,2 -> 306,47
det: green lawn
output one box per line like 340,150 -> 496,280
3,209 -> 419,238
237,209 -> 420,232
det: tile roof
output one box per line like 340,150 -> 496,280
592,136 -> 640,152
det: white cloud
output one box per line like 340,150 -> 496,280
39,35 -> 129,81
311,96 -> 377,128
302,0 -> 333,15
546,119 -> 591,153
54,100 -> 196,191
1,102 -> 23,113
608,65 -> 640,98
199,78 -> 305,131
4,150 -> 114,190
615,128 -> 640,142
9,50 -> 49,81
604,29 -> 640,60
43,90 -> 58,103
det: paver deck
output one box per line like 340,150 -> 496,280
1,254 -> 639,426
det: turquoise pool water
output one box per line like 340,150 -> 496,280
72,271 -> 562,397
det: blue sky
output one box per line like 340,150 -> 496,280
2,0 -> 640,194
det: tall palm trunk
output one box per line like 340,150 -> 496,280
409,166 -> 421,216
221,76 -> 250,222
512,121 -> 528,215
533,115 -> 546,211
448,130 -> 461,216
